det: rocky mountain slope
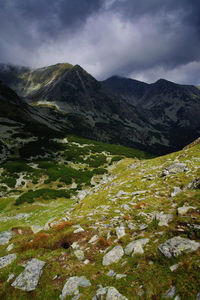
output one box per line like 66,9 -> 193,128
0,63 -> 200,155
0,133 -> 199,299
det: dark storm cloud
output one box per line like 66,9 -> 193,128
0,0 -> 200,84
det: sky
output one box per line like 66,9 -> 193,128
0,0 -> 200,84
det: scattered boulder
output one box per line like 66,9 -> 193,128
163,163 -> 187,176
11,258 -> 45,291
6,243 -> 14,252
60,276 -> 91,299
158,236 -> 200,258
74,250 -> 85,261
125,238 -> 149,255
89,235 -> 99,244
0,254 -> 17,269
93,286 -> 128,300
196,291 -> 200,300
171,187 -> 182,197
0,231 -> 13,245
163,286 -> 176,298
177,206 -> 196,216
155,212 -> 173,227
116,225 -> 126,239
7,273 -> 15,282
102,246 -> 124,266
186,177 -> 200,190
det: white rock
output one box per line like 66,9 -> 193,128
74,250 -> 84,261
171,187 -> 182,197
0,254 -> 17,269
60,276 -> 91,299
102,246 -> 124,266
7,273 -> 15,282
11,258 -> 45,291
6,243 -> 14,252
178,206 -> 196,216
125,238 -> 149,256
0,231 -> 13,245
116,225 -> 126,239
88,235 -> 99,244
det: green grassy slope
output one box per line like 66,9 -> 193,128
0,137 -> 199,299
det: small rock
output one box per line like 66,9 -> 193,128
171,187 -> 182,197
60,276 -> 91,299
31,225 -> 43,234
196,291 -> 200,299
11,258 -> 45,291
116,225 -> 126,239
178,206 -> 196,216
6,243 -> 14,252
107,270 -> 116,277
163,286 -> 176,298
158,236 -> 200,258
0,231 -> 13,245
7,273 -> 15,282
89,235 -> 99,244
0,254 -> 17,269
106,287 -> 128,300
74,250 -> 85,261
125,238 -> 149,255
155,212 -> 173,227
74,226 -> 84,233
163,163 -> 187,176
102,246 -> 124,266
170,263 -> 179,272
116,274 -> 127,279
186,177 -> 200,190
83,259 -> 89,265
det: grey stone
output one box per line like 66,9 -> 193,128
89,235 -> 99,244
116,274 -> 127,279
74,250 -> 84,261
163,163 -> 187,176
107,270 -> 116,277
178,206 -> 196,216
106,287 -> 129,300
116,225 -> 125,239
11,258 -> 45,291
60,276 -> 91,299
186,177 -> 200,190
0,230 -> 13,245
155,212 -> 173,227
196,291 -> 200,299
6,243 -> 14,252
7,273 -> 15,282
125,238 -> 149,255
170,263 -> 179,272
103,246 -> 124,266
0,254 -> 17,269
158,236 -> 200,258
171,187 -> 182,197
163,286 -> 176,298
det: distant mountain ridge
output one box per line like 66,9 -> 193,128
0,63 -> 199,155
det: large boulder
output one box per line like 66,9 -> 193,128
60,276 -> 91,299
11,258 -> 45,291
93,286 -> 128,300
163,163 -> 187,176
103,246 -> 124,266
125,238 -> 149,255
158,236 -> 200,258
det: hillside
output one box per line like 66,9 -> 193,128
0,63 -> 200,155
0,133 -> 199,299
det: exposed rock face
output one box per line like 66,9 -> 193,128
60,276 -> 91,299
1,63 -> 200,155
102,246 -> 124,266
11,258 -> 45,291
125,238 -> 149,255
158,236 -> 200,258
163,163 -> 188,176
0,230 -> 14,245
0,254 -> 17,269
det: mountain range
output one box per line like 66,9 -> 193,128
0,62 -> 199,155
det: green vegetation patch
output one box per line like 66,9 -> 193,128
15,188 -> 71,205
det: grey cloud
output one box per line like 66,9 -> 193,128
0,0 -> 199,85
